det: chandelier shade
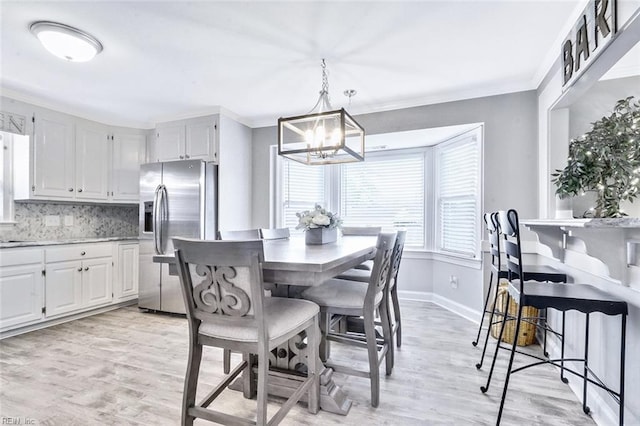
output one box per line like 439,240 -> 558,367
277,60 -> 365,165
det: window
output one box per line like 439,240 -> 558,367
435,129 -> 481,258
340,152 -> 425,247
273,124 -> 482,257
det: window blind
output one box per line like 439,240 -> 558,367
281,159 -> 326,229
340,153 -> 425,247
436,134 -> 480,257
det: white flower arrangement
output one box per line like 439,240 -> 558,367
296,204 -> 342,231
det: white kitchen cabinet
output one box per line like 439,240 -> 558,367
32,110 -> 75,198
114,242 -> 138,300
75,121 -> 110,201
45,243 -> 113,318
110,131 -> 145,201
153,116 -> 218,163
0,249 -> 44,331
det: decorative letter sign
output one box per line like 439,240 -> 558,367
561,0 -> 616,87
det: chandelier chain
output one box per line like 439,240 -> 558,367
321,59 -> 329,94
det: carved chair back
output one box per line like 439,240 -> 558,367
387,230 -> 407,289
218,229 -> 262,240
485,212 -> 502,271
173,238 -> 267,340
366,232 -> 397,307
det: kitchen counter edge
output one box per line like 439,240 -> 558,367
0,236 -> 139,249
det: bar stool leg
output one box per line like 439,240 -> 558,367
496,298 -> 525,425
477,274 -> 502,370
620,314 -> 626,426
583,313 -> 590,415
481,291 -> 511,393
473,270 -> 495,347
542,308 -> 549,357
561,311 -> 568,383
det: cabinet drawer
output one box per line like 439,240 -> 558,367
0,248 -> 44,267
46,243 -> 113,263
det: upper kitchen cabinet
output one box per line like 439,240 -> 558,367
110,129 -> 146,202
75,120 -> 110,201
152,115 -> 218,163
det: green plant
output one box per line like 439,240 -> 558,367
552,96 -> 640,218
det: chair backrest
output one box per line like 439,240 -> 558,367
366,232 -> 397,307
484,212 -> 502,272
341,226 -> 382,236
495,209 -> 525,292
260,227 -> 290,240
387,230 -> 407,289
173,237 -> 267,340
218,229 -> 262,240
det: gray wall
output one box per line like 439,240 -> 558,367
251,91 -> 539,314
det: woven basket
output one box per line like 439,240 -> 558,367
490,280 -> 538,346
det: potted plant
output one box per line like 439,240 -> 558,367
552,96 -> 640,218
296,204 -> 342,244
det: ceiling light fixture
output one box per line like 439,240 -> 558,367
30,21 -> 103,62
278,59 -> 364,165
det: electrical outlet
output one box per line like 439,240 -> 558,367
64,215 -> 74,226
44,215 -> 60,227
450,275 -> 458,289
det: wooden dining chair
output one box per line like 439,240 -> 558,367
341,226 -> 382,271
173,238 -> 320,426
218,229 -> 261,240
300,232 -> 396,407
482,210 -> 627,425
335,230 -> 407,367
260,227 -> 290,240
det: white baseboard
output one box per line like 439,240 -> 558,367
398,290 -> 481,324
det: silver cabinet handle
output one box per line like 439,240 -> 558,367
77,267 -> 83,272
77,188 -> 83,193
179,155 -> 184,159
80,251 -> 86,256
84,267 -> 89,271
185,154 -> 190,159
68,188 -> 74,192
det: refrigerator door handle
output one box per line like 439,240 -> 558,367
159,185 -> 169,255
153,184 -> 162,255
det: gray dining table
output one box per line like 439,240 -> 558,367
154,234 -> 377,415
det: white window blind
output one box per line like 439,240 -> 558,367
281,159 -> 326,229
340,153 -> 425,247
436,132 -> 480,257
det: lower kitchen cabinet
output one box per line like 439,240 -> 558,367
45,260 -> 84,317
114,242 -> 138,301
0,248 -> 44,330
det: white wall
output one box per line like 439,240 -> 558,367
535,3 -> 640,424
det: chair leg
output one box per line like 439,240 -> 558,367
364,309 -> 380,407
542,308 -> 549,357
481,291 -> 511,394
391,285 -> 402,348
257,344 -> 269,426
561,311 -> 568,384
307,317 -> 320,414
182,342 -> 203,426
582,313 -> 591,415
223,349 -> 231,374
477,274 -> 502,370
473,270 -> 495,347
319,312 -> 330,363
379,298 -> 393,376
620,314 -> 626,426
496,297 -> 524,425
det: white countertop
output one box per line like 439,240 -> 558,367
0,236 -> 138,249
522,218 -> 640,228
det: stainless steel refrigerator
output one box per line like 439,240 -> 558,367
138,160 -> 217,314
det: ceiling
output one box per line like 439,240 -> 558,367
1,1 -> 582,129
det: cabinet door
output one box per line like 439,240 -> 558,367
112,132 -> 145,201
156,124 -> 185,162
33,112 -> 75,198
82,257 -> 113,308
0,264 -> 44,330
115,244 -> 139,300
186,118 -> 216,161
45,261 -> 83,317
76,122 -> 109,200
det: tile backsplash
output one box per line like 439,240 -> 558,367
1,202 -> 138,241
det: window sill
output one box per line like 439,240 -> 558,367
404,249 -> 482,269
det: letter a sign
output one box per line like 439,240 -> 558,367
562,0 -> 616,88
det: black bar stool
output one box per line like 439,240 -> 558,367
482,210 -> 627,425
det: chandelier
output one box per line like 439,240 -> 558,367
278,59 -> 365,165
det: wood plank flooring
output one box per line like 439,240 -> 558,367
0,301 -> 594,425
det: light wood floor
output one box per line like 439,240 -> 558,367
0,300 -> 594,425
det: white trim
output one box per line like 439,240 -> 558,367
397,291 -> 481,325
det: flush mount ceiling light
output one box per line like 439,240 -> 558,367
278,59 -> 365,165
30,21 -> 103,62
